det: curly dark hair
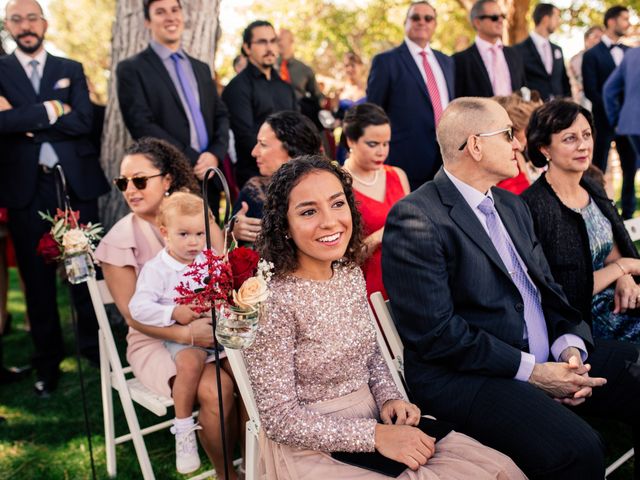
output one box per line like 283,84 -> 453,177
526,99 -> 595,168
123,137 -> 199,193
255,155 -> 365,276
264,111 -> 322,158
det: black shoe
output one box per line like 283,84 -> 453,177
0,365 -> 30,385
33,380 -> 56,398
1,314 -> 12,336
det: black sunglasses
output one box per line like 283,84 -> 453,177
409,14 -> 436,23
458,127 -> 514,151
113,172 -> 165,192
477,13 -> 506,21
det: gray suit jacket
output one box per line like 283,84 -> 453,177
381,169 -> 593,418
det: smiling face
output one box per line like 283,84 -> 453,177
119,154 -> 172,221
252,122 -> 290,177
541,113 -> 593,175
405,3 -> 437,48
145,0 -> 183,49
5,0 -> 47,55
160,213 -> 206,264
347,123 -> 391,172
287,171 -> 353,278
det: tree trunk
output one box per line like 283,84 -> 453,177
99,0 -> 221,230
506,0 -> 531,45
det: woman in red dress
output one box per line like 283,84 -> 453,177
343,103 -> 410,300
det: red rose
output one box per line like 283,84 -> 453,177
228,246 -> 260,290
36,232 -> 61,263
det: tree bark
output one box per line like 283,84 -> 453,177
99,0 -> 221,230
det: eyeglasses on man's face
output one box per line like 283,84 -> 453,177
409,13 -> 436,23
7,14 -> 44,25
458,126 -> 514,151
113,173 -> 165,192
477,13 -> 506,22
251,38 -> 278,47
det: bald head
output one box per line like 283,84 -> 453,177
5,0 -> 44,17
278,28 -> 295,59
437,97 -> 507,162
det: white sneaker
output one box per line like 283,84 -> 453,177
171,422 -> 202,474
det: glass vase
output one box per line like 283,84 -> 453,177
215,305 -> 260,350
64,251 -> 95,284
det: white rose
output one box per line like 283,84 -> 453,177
62,228 -> 90,254
233,276 -> 269,310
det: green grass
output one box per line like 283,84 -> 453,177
0,268 -> 218,479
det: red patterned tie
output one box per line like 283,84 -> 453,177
419,50 -> 443,125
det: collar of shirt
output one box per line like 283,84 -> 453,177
160,248 -> 198,272
475,36 -> 503,53
600,34 -> 622,49
404,37 -> 433,58
443,167 -> 494,211
529,31 -> 550,51
150,39 -> 185,61
15,48 -> 47,75
246,61 -> 281,81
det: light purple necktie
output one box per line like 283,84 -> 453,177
478,197 -> 549,362
170,52 -> 209,152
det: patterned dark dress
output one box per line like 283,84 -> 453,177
582,199 -> 640,342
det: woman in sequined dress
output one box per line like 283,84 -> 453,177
244,156 -> 526,479
522,100 -> 640,343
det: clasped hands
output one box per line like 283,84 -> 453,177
173,305 -> 214,347
375,399 -> 435,471
529,347 -> 606,407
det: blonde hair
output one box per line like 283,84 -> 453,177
156,192 -> 211,227
492,94 -> 543,133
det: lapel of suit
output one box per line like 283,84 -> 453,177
434,170 -> 512,279
433,50 -> 454,99
397,43 -> 430,102
525,37 -> 547,75
469,44 -> 492,92
188,55 -> 209,124
40,53 -> 61,99
6,54 -> 38,101
550,43 -> 564,76
143,46 -> 183,109
596,41 -> 616,73
503,47 -> 519,90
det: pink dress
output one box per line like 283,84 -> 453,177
94,213 -> 179,397
243,264 -> 526,479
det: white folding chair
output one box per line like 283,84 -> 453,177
370,291 -> 635,476
624,217 -> 640,242
87,276 -> 216,480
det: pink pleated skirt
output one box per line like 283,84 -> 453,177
257,385 -> 527,480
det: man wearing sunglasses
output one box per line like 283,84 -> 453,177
117,0 -> 229,216
367,1 -> 454,191
514,3 -> 571,101
383,97 -> 640,479
0,0 -> 110,396
453,0 -> 525,98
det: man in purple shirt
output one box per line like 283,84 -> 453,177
383,97 -> 640,479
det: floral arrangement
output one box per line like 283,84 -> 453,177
174,246 -> 273,315
36,208 -> 103,263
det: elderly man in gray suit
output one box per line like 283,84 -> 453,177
382,97 -> 640,480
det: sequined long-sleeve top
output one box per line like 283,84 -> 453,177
244,263 -> 402,453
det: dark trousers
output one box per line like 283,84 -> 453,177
592,130 -> 637,219
423,340 -> 640,480
630,135 -> 640,159
8,169 -> 100,384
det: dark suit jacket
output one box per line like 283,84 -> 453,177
582,41 -> 629,137
381,169 -> 593,418
367,43 -> 454,190
453,43 -> 525,97
116,46 -> 229,165
514,36 -> 571,100
0,53 -> 109,209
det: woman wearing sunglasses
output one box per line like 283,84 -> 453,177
522,100 -> 640,343
95,138 -> 240,477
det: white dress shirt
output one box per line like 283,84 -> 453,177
600,34 -> 625,66
443,168 -> 587,381
129,249 -> 206,328
475,36 -> 513,96
404,37 -> 450,111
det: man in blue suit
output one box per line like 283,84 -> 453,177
367,1 -> 454,190
604,47 -> 640,159
582,6 -> 636,218
0,0 -> 109,396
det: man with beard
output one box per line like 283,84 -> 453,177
117,0 -> 229,216
583,6 -> 637,219
0,0 -> 109,396
221,20 -> 297,187
514,3 -> 571,100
